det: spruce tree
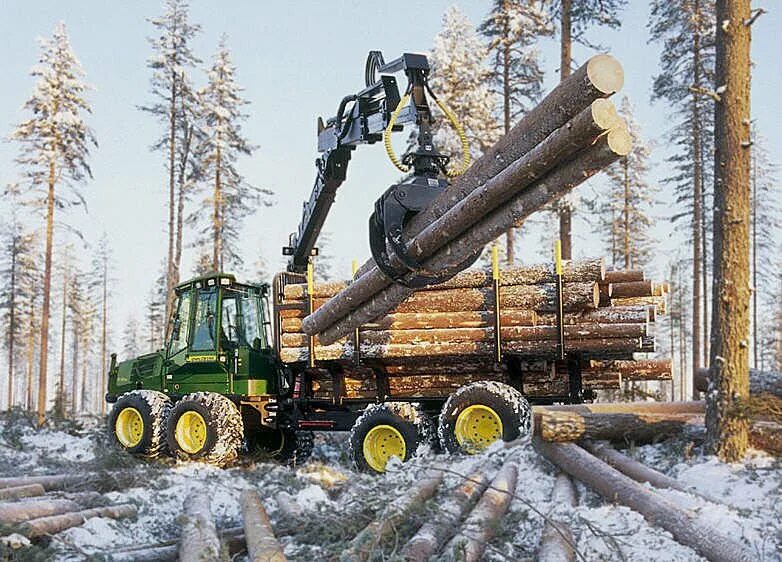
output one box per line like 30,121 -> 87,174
649,0 -> 716,379
90,235 -> 113,414
191,36 -> 271,273
586,96 -> 656,269
429,6 -> 500,159
480,0 -> 552,264
11,22 -> 96,425
141,0 -> 201,330
547,0 -> 627,260
123,317 -> 142,359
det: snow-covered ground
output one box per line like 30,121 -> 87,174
0,411 -> 780,561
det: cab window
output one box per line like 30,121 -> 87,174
191,288 -> 218,352
168,290 -> 192,357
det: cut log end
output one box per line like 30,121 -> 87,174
587,54 -> 625,94
607,124 -> 633,156
591,98 -> 621,130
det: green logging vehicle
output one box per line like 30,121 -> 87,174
106,272 -> 534,471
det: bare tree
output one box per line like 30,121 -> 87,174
11,22 -> 96,425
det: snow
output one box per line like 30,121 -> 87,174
0,413 -> 780,561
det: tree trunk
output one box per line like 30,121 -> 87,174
0,473 -> 84,491
37,164 -> 56,426
213,146 -> 222,271
25,297 -> 35,411
20,504 -> 137,539
609,280 -> 654,298
537,473 -> 577,562
7,241 -> 16,410
165,78 -> 177,339
57,269 -> 67,417
311,134 -> 631,343
179,490 -> 220,562
442,459 -> 518,562
0,484 -> 45,501
535,410 -> 700,443
706,0 -> 752,461
304,54 -> 625,338
533,439 -> 756,562
342,469 -> 443,562
0,498 -> 80,525
558,0 -> 573,259
100,259 -> 107,415
536,400 -> 704,416
401,468 -> 488,562
240,489 -> 286,562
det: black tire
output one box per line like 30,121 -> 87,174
166,392 -> 244,466
108,390 -> 172,458
349,402 -> 428,473
249,428 -> 314,467
438,381 -> 531,454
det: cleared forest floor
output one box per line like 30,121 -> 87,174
0,410 -> 779,561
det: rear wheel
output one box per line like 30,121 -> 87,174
166,392 -> 244,466
349,402 -> 429,473
108,390 -> 172,458
438,381 -> 531,454
249,428 -> 314,467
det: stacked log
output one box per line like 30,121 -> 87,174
301,55 -> 629,343
278,260 -> 668,401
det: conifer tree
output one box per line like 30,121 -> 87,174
90,235 -> 113,414
429,6 -> 500,159
547,0 -> 627,260
141,0 -> 201,330
123,317 -> 142,359
649,0 -> 715,378
54,244 -> 75,418
480,0 -> 551,264
586,96 -> 656,269
191,36 -> 271,273
11,22 -> 96,425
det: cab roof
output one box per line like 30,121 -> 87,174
174,272 -> 268,294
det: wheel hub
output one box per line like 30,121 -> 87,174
115,407 -> 144,448
175,411 -> 207,454
362,425 -> 406,473
454,404 -> 503,454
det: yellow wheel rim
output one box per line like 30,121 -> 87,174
115,407 -> 144,448
454,405 -> 503,454
175,411 -> 208,454
362,425 -> 406,473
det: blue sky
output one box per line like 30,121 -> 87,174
0,1 -> 780,339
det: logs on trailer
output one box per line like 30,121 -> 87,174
0,498 -> 80,525
20,504 -> 138,539
401,467 -> 489,562
442,459 -> 518,562
535,410 -> 701,443
533,439 -> 756,562
0,484 -> 45,501
302,55 -> 625,340
342,469 -> 443,562
179,490 -> 220,562
536,473 -> 578,562
240,489 -> 286,562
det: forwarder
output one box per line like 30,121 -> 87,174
107,52 -> 538,472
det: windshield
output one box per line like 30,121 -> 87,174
222,288 -> 264,349
191,287 -> 218,352
167,290 -> 192,358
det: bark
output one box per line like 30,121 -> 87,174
442,460 -> 518,562
341,469 -> 443,562
57,269 -> 67,417
0,474 -> 81,491
536,401 -> 704,416
6,239 -> 16,409
401,469 -> 489,562
610,296 -> 666,315
37,167 -> 56,426
0,484 -> 45,501
535,411 -> 700,443
240,488 -> 286,562
537,305 -> 651,326
558,0 -> 574,259
537,473 -> 577,562
534,439 -> 756,562
20,504 -> 137,539
0,498 -> 80,525
707,0 -> 753,461
749,421 -> 782,455
692,0 -> 705,382
304,55 -> 625,338
179,490 -> 220,562
604,270 -> 644,283
585,358 -> 672,381
609,280 -> 654,298
581,440 -> 723,504
311,135 -> 631,344
100,260 -> 108,415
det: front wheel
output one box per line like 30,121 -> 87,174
166,392 -> 244,466
438,381 -> 531,454
108,390 -> 172,458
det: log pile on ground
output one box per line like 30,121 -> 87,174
299,55 -> 631,344
278,260 -> 669,400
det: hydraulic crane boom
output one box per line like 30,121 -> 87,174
283,51 -> 476,285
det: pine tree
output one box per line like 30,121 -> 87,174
429,6 -> 500,159
586,96 -> 656,269
480,0 -> 552,265
90,235 -> 113,414
750,128 -> 781,370
123,317 -> 142,359
141,0 -> 201,332
0,188 -> 39,410
54,244 -> 75,418
649,0 -> 716,380
11,22 -> 96,425
145,263 -> 167,352
547,0 -> 627,260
